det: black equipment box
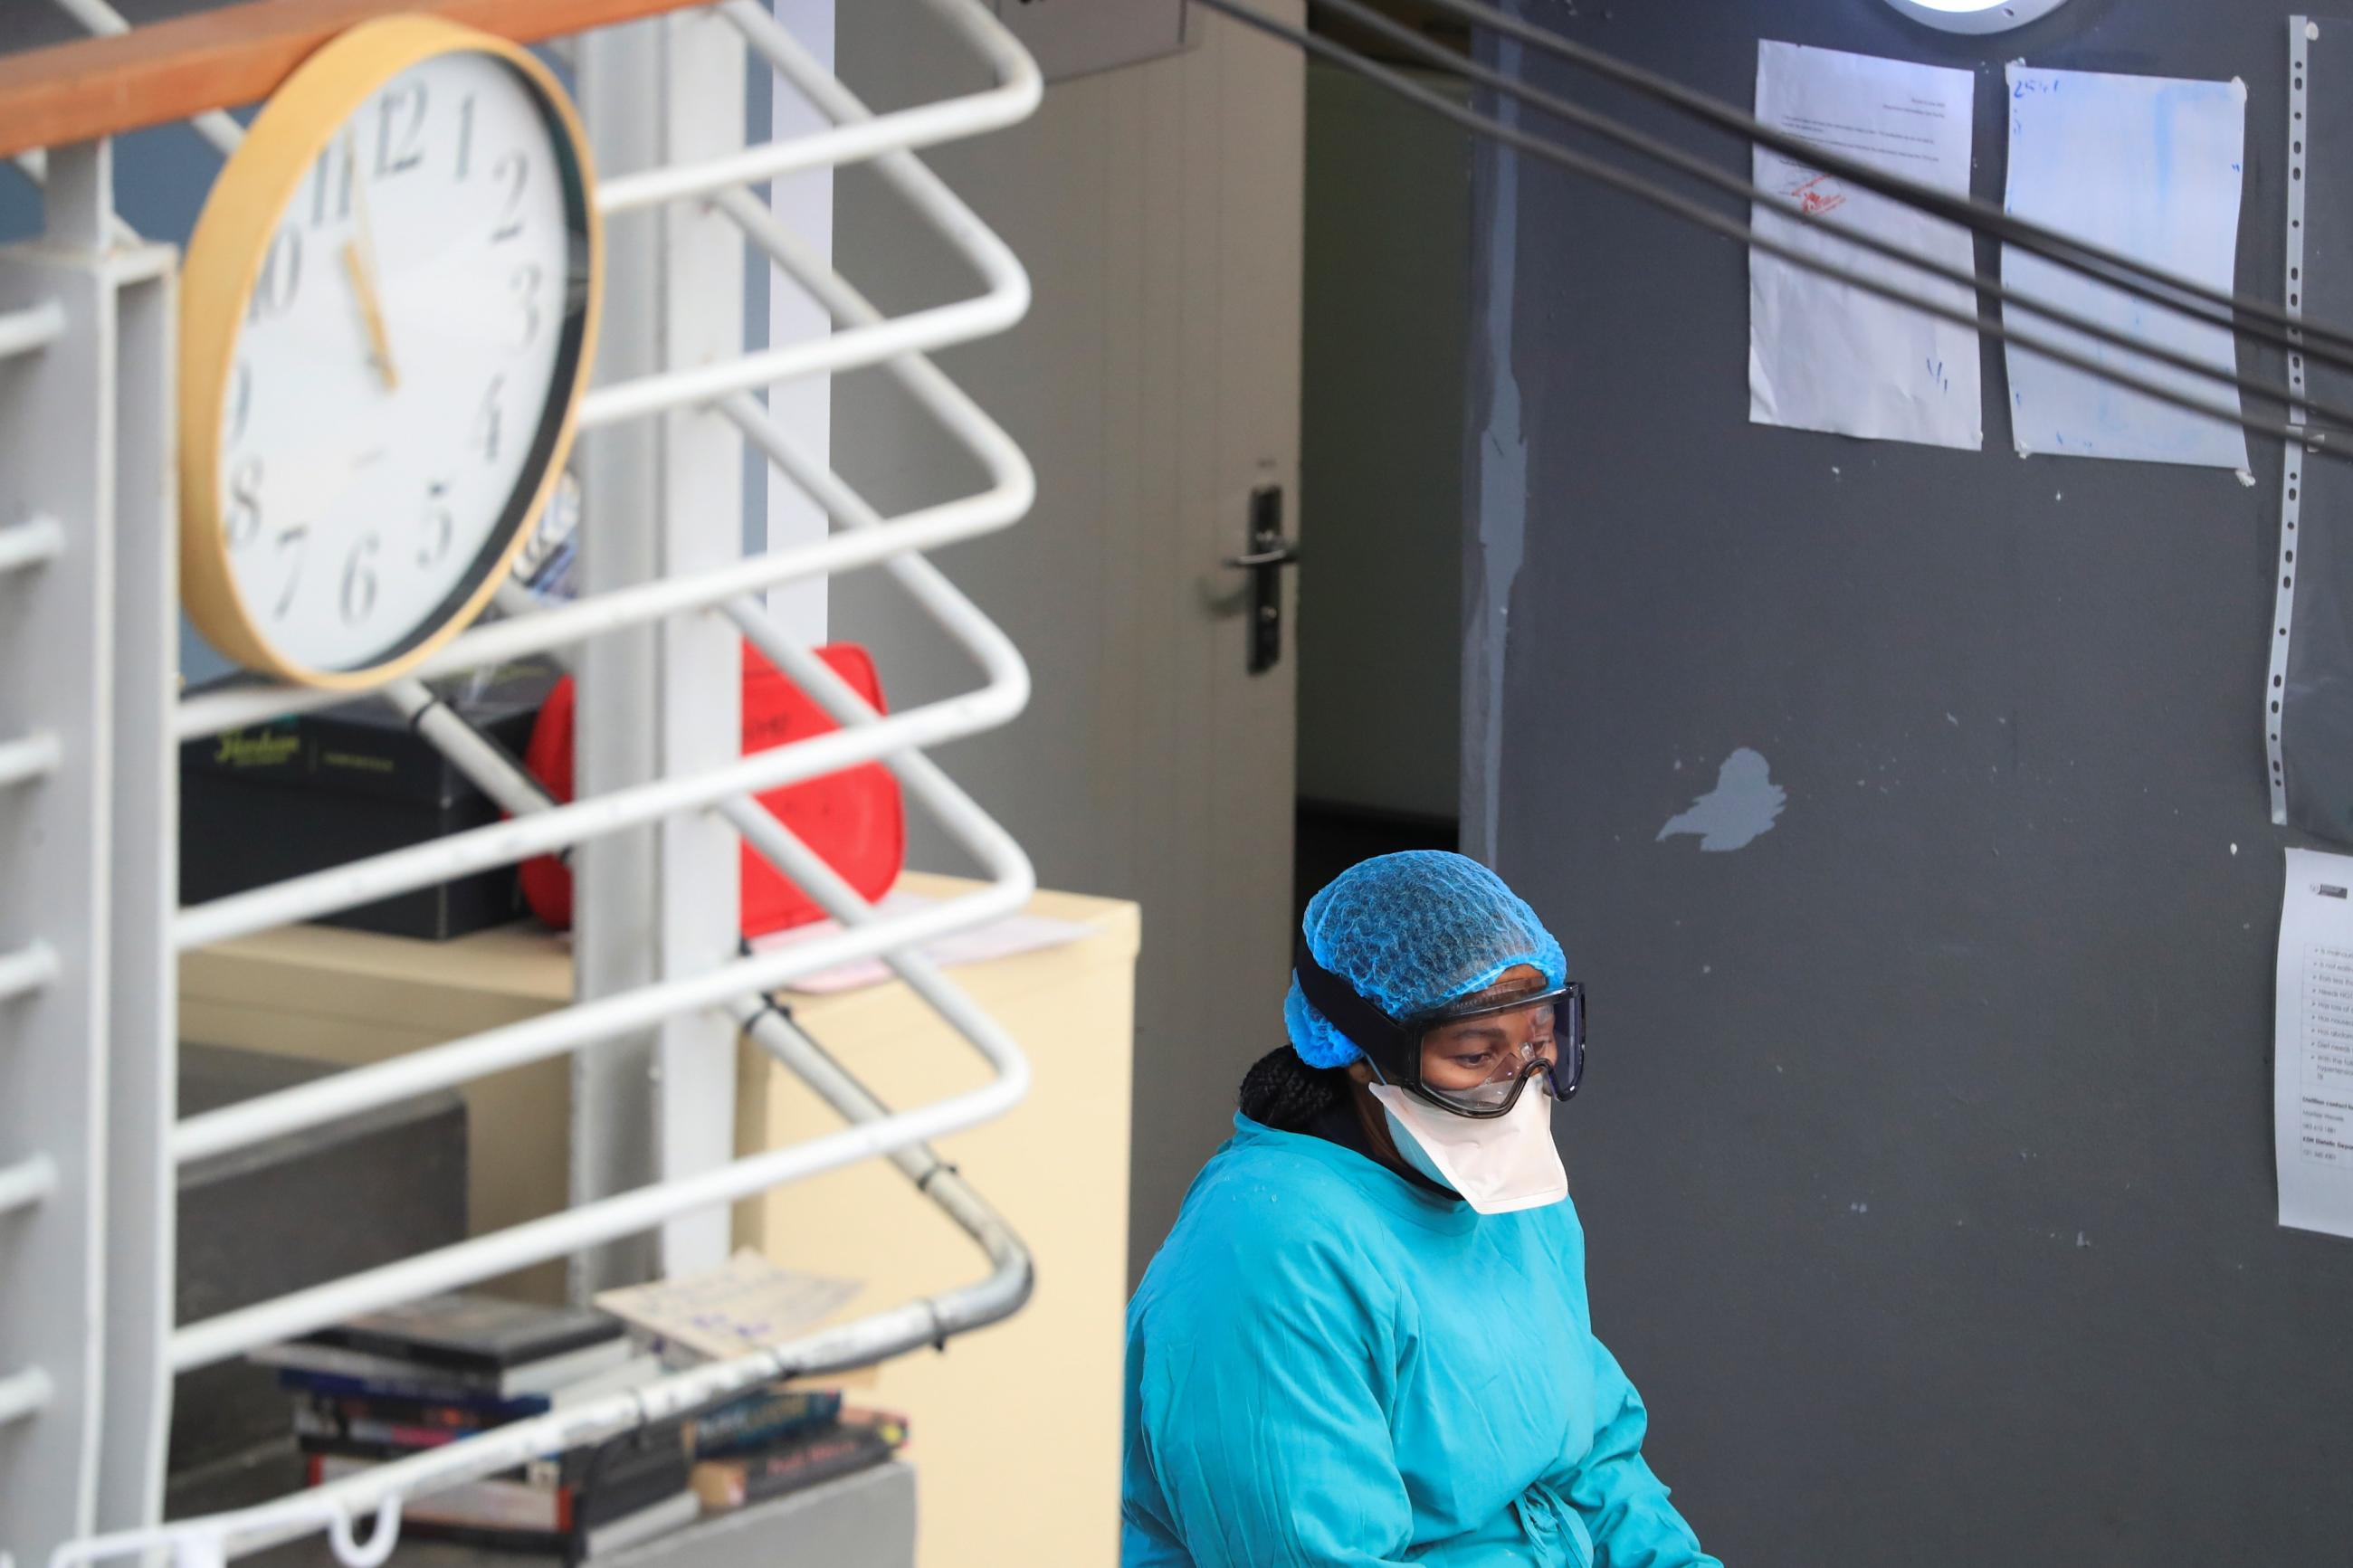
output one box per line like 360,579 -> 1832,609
179,663 -> 558,941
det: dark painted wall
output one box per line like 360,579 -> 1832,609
1468,1 -> 2353,1563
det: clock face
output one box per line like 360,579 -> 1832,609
215,49 -> 585,675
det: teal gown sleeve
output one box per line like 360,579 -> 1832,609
1127,1232 -> 1420,1566
1561,1331 -> 1722,1568
1543,1201 -> 1719,1568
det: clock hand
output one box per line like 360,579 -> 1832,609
343,134 -> 399,390
341,242 -> 399,391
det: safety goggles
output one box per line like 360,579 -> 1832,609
1293,936 -> 1586,1119
1404,984 -> 1585,1118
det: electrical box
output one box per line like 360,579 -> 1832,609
993,0 -> 1188,82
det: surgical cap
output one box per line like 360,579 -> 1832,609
1284,851 -> 1568,1070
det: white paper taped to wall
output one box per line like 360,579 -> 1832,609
2002,64 -> 2249,470
1748,41 -> 1981,451
2275,849 -> 2353,1240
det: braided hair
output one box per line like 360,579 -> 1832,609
1237,1043 -> 1349,1132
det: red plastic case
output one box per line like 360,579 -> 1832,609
517,643 -> 903,936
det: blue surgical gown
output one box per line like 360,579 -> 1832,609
1122,1115 -> 1720,1567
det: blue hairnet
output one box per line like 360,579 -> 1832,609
1284,851 -> 1567,1070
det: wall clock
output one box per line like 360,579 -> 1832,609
179,15 -> 602,689
1880,0 -> 2076,33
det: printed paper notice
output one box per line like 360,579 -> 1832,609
1749,41 -> 1981,451
2275,850 -> 2353,1239
2003,65 -> 2249,469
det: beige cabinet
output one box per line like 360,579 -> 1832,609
179,874 -> 1138,1566
732,879 -> 1138,1567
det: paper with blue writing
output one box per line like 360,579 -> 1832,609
2002,63 -> 2250,470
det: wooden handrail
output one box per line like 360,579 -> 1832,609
0,0 -> 710,160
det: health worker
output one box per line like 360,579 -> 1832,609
1121,851 -> 1720,1567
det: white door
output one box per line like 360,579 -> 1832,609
830,0 -> 1305,1270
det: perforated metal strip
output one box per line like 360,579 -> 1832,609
2270,18 -> 2315,826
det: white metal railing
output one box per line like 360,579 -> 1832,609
38,0 -> 248,157
0,430 -> 64,918
0,1155 -> 56,1219
172,851 -> 1026,1174
0,942 -> 57,1003
174,1027 -> 1032,1364
595,0 -> 1034,214
205,569 -> 1046,1567
0,1367 -> 52,1428
173,672 -> 1026,946
0,301 -> 66,357
0,515 -> 64,575
172,3 -> 1035,746
2,0 -> 1054,1563
0,733 -> 59,789
174,470 -> 1029,737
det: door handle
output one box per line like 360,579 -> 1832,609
1224,546 -> 1300,570
1225,484 -> 1300,676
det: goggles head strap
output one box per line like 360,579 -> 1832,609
1291,936 -> 1419,1083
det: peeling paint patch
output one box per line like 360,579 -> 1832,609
1463,33 -> 1530,865
1658,747 -> 1787,852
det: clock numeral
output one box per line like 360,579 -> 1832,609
456,95 -> 476,180
376,82 -> 429,178
249,227 -> 303,321
341,533 -> 382,626
225,457 -> 263,548
228,361 -> 253,447
472,375 -> 506,466
272,526 -> 310,619
309,136 -> 355,228
420,480 -> 455,568
491,153 -> 529,242
510,262 -> 543,349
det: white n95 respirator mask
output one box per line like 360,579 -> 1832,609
1369,1079 -> 1567,1215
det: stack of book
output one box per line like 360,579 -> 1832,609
683,1382 -> 909,1513
254,1295 -> 690,1560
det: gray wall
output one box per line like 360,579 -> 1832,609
1296,63 -> 1468,822
1469,1 -> 2353,1563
